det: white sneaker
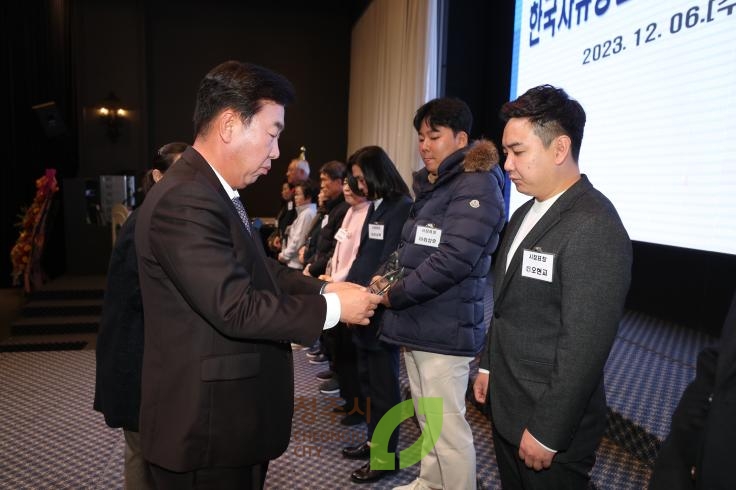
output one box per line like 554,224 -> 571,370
393,479 -> 430,490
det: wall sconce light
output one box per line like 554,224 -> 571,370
97,91 -> 128,142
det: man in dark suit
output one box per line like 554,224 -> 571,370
135,60 -> 381,489
474,85 -> 632,489
648,290 -> 736,490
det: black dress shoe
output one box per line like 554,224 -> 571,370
342,441 -> 370,459
350,461 -> 397,483
340,412 -> 365,426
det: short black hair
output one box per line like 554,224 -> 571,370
500,84 -> 586,162
319,160 -> 346,181
294,179 -> 316,201
413,97 -> 473,135
193,61 -> 296,137
347,146 -> 410,201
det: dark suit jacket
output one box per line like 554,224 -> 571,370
481,175 -> 632,461
305,196 -> 349,277
135,147 -> 326,472
346,195 -> 412,348
94,209 -> 144,431
649,291 -> 736,489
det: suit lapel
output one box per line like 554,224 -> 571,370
501,207 -> 562,292
358,202 -> 380,249
496,176 -> 592,305
494,199 -> 532,302
186,147 -> 281,290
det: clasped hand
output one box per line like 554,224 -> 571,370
518,429 -> 554,471
324,282 -> 382,325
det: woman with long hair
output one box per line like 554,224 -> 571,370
338,146 -> 413,484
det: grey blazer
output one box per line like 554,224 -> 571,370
481,174 -> 632,462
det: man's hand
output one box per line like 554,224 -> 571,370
473,371 -> 489,404
323,281 -> 362,293
334,287 -> 382,325
518,429 -> 555,471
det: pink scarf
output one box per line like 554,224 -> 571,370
330,200 -> 370,282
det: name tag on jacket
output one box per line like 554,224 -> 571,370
415,225 -> 441,247
521,249 -> 554,283
368,223 -> 384,240
335,228 -> 349,242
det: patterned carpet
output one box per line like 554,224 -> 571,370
0,338 -> 656,489
602,311 -> 716,465
0,351 -> 122,489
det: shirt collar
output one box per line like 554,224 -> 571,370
208,164 -> 240,200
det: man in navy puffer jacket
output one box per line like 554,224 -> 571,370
380,97 -> 505,490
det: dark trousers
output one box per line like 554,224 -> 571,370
332,323 -> 364,411
492,428 -> 594,490
648,432 -> 696,490
148,461 -> 268,490
356,341 -> 401,452
322,326 -> 338,370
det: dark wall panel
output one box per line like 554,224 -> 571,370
146,1 -> 352,217
443,0 -> 514,146
1,1 -> 76,287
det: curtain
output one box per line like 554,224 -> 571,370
347,0 -> 439,187
1,0 -> 76,286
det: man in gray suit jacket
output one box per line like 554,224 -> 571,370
474,85 -> 632,489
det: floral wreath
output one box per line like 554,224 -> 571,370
10,169 -> 59,292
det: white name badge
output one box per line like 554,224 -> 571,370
414,225 -> 441,247
368,223 -> 385,240
321,215 -> 329,228
334,228 -> 349,243
287,201 -> 294,211
521,249 -> 555,283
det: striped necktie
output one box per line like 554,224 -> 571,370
232,196 -> 252,235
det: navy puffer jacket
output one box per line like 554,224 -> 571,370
380,140 -> 505,356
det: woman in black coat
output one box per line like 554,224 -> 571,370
339,146 -> 413,484
93,142 -> 186,490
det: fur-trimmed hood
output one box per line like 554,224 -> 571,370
463,138 -> 500,172
413,138 -> 503,198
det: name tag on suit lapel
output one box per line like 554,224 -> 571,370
368,223 -> 384,240
521,249 -> 554,283
321,215 -> 329,228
